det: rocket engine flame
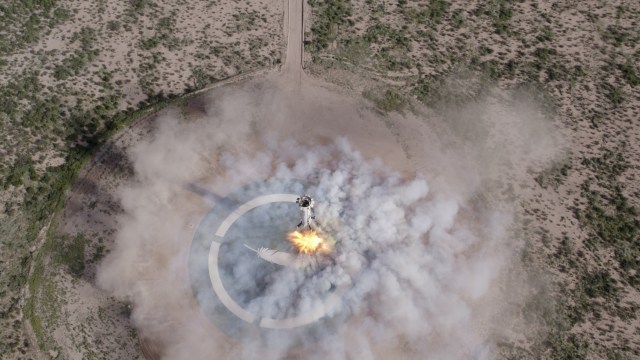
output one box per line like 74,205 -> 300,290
287,230 -> 331,255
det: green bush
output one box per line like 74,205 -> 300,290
307,0 -> 353,52
535,162 -> 571,189
545,332 -> 589,360
140,37 -> 160,50
533,47 -> 557,67
451,8 -> 465,28
576,151 -> 639,286
581,270 -> 618,299
106,20 -> 121,32
4,155 -> 35,188
49,7 -> 71,27
53,64 -> 72,80
364,24 -> 411,50
56,234 -> 86,278
400,0 -> 450,25
130,0 -> 150,12
477,0 -> 515,35
427,0 -> 450,24
365,89 -> 407,113
602,25 -> 635,47
537,26 -> 554,42
619,60 -> 639,86
602,83 -> 624,106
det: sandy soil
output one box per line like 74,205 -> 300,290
1,0 -> 284,108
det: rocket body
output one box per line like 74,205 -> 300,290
296,195 -> 316,230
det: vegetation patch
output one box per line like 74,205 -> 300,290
618,60 -> 639,86
139,15 -> 186,51
602,25 -> 637,47
575,151 -> 640,288
0,0 -> 67,54
364,24 -> 411,50
398,0 -> 450,26
601,82 -> 625,106
476,0 -> 515,35
55,234 -> 87,278
580,270 -> 619,299
544,331 -> 589,360
363,88 -> 408,113
307,0 -> 353,53
535,162 -> 571,190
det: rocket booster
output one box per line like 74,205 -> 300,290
296,195 -> 316,230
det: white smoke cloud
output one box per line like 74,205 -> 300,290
97,77 -> 557,359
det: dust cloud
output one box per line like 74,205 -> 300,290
97,75 -> 559,359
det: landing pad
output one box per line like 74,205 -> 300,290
188,179 -> 347,340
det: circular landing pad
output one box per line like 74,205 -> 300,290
188,179 -> 348,341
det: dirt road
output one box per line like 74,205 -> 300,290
281,0 -> 305,87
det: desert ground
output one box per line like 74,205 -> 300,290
1,0 -> 639,359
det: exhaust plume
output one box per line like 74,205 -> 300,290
97,76 -> 558,359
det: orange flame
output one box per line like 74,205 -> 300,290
287,230 -> 331,254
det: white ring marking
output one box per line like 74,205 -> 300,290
215,194 -> 299,237
208,242 -> 256,324
209,193 -> 297,325
209,192 -> 344,329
